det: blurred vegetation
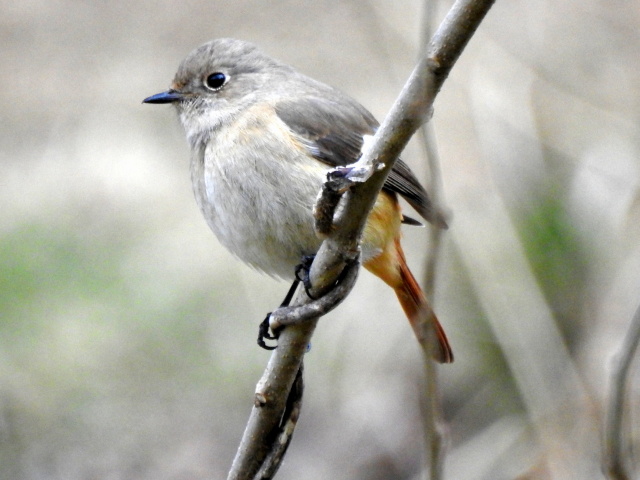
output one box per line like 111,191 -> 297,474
518,191 -> 589,348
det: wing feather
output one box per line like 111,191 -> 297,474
275,95 -> 446,227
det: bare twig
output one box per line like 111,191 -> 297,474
417,3 -> 449,478
420,354 -> 446,480
604,302 -> 640,480
421,122 -> 447,298
227,1 -> 496,478
418,0 -> 445,472
254,364 -> 305,480
420,117 -> 448,299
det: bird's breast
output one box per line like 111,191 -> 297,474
190,106 -> 328,279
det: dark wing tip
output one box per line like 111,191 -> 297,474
401,215 -> 424,227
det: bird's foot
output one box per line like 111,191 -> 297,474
295,254 -> 317,300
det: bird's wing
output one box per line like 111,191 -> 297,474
275,95 -> 446,227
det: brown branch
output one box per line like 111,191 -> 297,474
254,364 -> 305,480
604,302 -> 640,480
227,1 -> 496,478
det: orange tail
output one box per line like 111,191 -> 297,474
395,255 -> 453,363
365,238 -> 454,363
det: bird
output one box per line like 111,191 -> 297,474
143,38 -> 453,363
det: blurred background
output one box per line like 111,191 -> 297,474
1,0 -> 639,478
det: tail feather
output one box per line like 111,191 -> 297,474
364,237 -> 454,363
396,258 -> 453,363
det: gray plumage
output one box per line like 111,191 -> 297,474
145,38 -> 446,278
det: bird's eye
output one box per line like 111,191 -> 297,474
204,72 -> 227,91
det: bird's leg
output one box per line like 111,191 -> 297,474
257,254 -> 314,350
294,254 -> 317,300
258,255 -> 359,350
257,278 -> 300,350
268,257 -> 359,331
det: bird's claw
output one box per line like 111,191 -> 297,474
257,313 -> 280,350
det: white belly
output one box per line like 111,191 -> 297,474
190,121 -> 328,279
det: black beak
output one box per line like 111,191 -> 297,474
143,90 -> 183,104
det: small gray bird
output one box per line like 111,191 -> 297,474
144,38 -> 453,362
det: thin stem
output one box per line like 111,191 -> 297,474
604,302 -> 640,480
417,1 -> 450,477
